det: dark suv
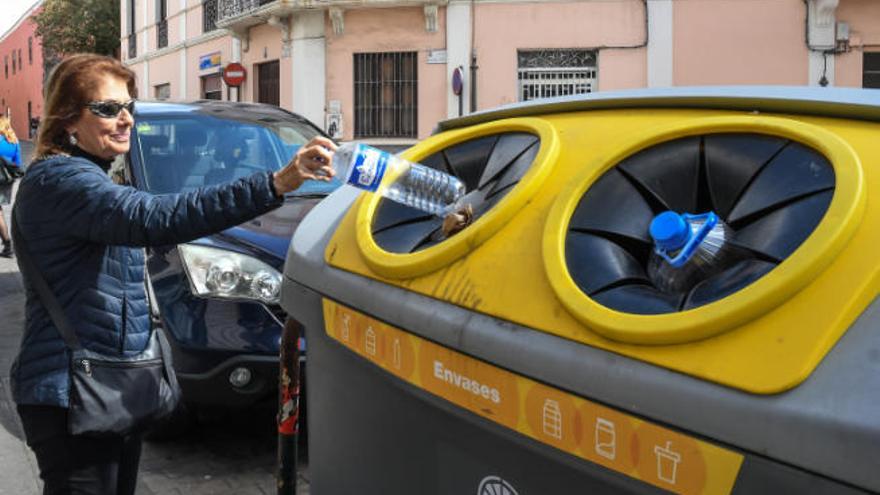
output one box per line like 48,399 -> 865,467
123,100 -> 338,429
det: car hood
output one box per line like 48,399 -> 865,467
216,196 -> 325,262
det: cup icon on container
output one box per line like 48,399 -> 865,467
654,441 -> 681,485
594,418 -> 616,460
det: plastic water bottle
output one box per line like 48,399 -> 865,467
646,211 -> 743,294
333,142 -> 466,216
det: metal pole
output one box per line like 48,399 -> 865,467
469,50 -> 478,113
277,319 -> 303,495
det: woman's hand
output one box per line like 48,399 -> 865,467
272,136 -> 338,195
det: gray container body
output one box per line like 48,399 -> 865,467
282,187 -> 879,494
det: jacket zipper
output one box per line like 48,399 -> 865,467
77,357 -> 163,376
120,293 -> 127,353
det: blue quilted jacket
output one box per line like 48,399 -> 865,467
11,154 -> 283,407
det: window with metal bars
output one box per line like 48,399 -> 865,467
128,33 -> 137,59
127,0 -> 137,58
157,0 -> 168,48
865,52 -> 880,89
354,52 -> 418,139
517,49 -> 597,102
203,0 -> 218,33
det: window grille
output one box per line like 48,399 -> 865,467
354,52 -> 418,139
157,20 -> 168,49
154,83 -> 171,101
128,33 -> 137,59
517,49 -> 597,102
202,74 -> 222,100
864,53 -> 880,89
203,0 -> 218,33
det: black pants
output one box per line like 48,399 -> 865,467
17,405 -> 143,495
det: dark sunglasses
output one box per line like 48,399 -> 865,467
86,99 -> 136,118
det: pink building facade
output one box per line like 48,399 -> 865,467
123,0 -> 880,145
0,0 -> 45,140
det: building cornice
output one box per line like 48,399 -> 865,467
123,29 -> 229,66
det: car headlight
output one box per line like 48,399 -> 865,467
178,244 -> 282,305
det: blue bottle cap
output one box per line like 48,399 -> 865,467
649,211 -> 690,251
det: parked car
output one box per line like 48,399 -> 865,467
122,100 -> 339,433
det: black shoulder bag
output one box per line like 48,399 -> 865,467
0,156 -> 15,186
12,212 -> 181,437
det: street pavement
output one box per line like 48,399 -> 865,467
0,141 -> 309,494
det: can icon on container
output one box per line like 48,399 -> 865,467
654,441 -> 681,485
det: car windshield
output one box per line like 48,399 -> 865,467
134,113 -> 341,196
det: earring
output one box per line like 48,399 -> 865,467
68,133 -> 78,146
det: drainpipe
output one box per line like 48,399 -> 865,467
469,0 -> 477,112
469,50 -> 478,113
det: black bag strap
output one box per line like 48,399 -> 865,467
11,209 -> 83,351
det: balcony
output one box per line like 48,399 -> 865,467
216,0 -> 446,34
217,0 -> 279,32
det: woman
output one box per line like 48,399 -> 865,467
0,115 -> 22,257
11,54 -> 336,494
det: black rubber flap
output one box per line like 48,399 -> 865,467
683,259 -> 777,309
618,137 -> 700,213
565,133 -> 835,316
569,168 -> 654,244
419,151 -> 454,176
372,133 -> 539,253
371,217 -> 443,253
487,141 -> 540,198
373,200 -> 434,233
732,190 -> 833,261
479,133 -> 539,189
566,232 -> 648,295
704,134 -> 787,219
592,285 -> 684,315
727,144 -> 835,225
443,135 -> 498,191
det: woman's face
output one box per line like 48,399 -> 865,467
67,74 -> 133,160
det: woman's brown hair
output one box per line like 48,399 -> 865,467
35,54 -> 138,158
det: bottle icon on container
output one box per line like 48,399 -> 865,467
392,338 -> 402,369
333,142 -> 466,216
365,326 -> 377,356
653,441 -> 681,485
340,313 -> 351,342
542,399 -> 563,440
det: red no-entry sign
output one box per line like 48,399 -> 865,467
222,62 -> 247,87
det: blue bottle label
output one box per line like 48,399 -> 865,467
347,144 -> 388,192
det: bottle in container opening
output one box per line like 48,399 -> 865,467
332,142 -> 466,216
647,210 -> 746,294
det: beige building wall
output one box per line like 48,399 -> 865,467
673,0 -> 809,86
473,0 -> 647,108
325,7 -> 447,141
835,0 -> 880,87
123,0 -> 880,145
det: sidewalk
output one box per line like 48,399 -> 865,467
0,149 -> 42,494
